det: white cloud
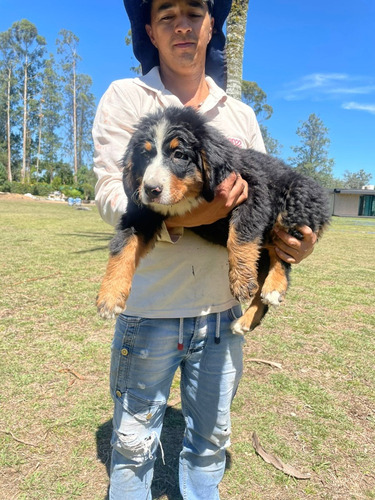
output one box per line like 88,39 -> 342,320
281,73 -> 375,101
342,102 -> 375,114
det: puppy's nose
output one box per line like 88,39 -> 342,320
144,183 -> 163,199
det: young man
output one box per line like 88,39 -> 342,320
93,1 -> 316,498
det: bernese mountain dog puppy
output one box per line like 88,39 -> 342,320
97,106 -> 330,333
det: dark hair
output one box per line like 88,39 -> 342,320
123,0 -> 232,89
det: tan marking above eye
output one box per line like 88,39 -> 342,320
169,137 -> 180,149
144,141 -> 152,152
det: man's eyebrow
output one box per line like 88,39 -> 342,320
155,1 -> 206,12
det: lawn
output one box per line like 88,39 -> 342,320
1,195 -> 374,499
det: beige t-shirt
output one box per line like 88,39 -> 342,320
93,67 -> 266,318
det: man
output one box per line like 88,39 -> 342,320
93,1 -> 316,498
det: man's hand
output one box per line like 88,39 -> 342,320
166,172 -> 248,228
273,225 -> 317,264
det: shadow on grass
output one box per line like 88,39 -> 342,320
61,232 -> 113,253
96,406 -> 233,499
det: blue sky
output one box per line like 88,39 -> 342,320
1,0 -> 374,183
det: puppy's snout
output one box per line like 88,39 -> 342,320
144,183 -> 163,199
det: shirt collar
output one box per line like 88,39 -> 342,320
134,67 -> 227,112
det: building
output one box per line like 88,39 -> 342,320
328,186 -> 375,217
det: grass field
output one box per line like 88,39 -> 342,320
1,195 -> 374,500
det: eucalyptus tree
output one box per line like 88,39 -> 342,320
226,0 -> 250,100
56,29 -> 81,183
0,28 -> 17,181
75,73 -> 96,172
37,54 -> 62,181
13,19 -> 46,182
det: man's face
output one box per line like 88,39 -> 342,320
145,0 -> 214,73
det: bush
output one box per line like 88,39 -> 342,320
32,183 -> 52,197
61,186 -> 83,199
0,181 -> 53,197
0,180 -> 12,192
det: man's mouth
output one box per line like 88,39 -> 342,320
174,41 -> 195,48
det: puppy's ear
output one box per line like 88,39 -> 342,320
199,149 -> 215,202
122,150 -> 137,197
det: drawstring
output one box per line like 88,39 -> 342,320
177,314 -> 221,350
215,312 -> 221,344
178,318 -> 184,350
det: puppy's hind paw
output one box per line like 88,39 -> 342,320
231,316 -> 251,335
261,290 -> 284,307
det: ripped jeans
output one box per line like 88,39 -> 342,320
109,306 -> 244,500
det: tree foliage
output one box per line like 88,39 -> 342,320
342,169 -> 372,189
0,20 -> 95,195
288,114 -> 336,187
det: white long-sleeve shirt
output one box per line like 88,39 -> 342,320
93,67 -> 266,318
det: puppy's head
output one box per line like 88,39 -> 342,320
123,107 -> 214,216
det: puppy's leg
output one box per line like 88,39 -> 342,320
227,225 -> 261,302
260,244 -> 289,306
227,225 -> 262,334
97,231 -> 155,319
231,250 -> 270,334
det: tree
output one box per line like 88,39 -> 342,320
226,0 -> 250,100
13,19 -> 46,183
57,29 -> 81,183
289,114 -> 335,187
0,28 -> 17,181
342,169 -> 372,189
37,54 -> 62,182
241,80 -> 282,155
75,74 -> 96,171
241,81 -> 273,121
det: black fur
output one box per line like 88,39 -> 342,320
106,106 -> 331,329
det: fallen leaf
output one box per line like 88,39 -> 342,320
252,432 -> 311,480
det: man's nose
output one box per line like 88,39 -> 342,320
175,16 -> 192,34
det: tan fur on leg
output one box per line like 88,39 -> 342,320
97,234 -> 153,319
227,226 -> 261,302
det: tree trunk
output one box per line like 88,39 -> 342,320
6,67 -> 12,182
36,105 -> 43,180
21,59 -> 28,183
226,0 -> 250,100
72,58 -> 78,183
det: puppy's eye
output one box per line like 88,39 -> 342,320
173,151 -> 189,161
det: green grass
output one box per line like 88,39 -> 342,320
1,196 -> 375,499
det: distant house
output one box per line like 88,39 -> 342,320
328,186 -> 375,217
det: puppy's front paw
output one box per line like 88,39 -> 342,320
96,291 -> 128,320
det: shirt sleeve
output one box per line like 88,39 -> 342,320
246,106 -> 267,154
92,81 -> 139,227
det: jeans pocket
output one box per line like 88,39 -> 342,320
228,304 -> 243,322
120,391 -> 166,424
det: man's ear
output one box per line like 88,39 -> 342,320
145,24 -> 157,48
208,17 -> 214,42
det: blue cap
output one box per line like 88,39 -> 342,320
123,0 -> 232,89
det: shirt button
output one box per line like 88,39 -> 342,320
121,348 -> 129,356
116,390 -> 122,398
